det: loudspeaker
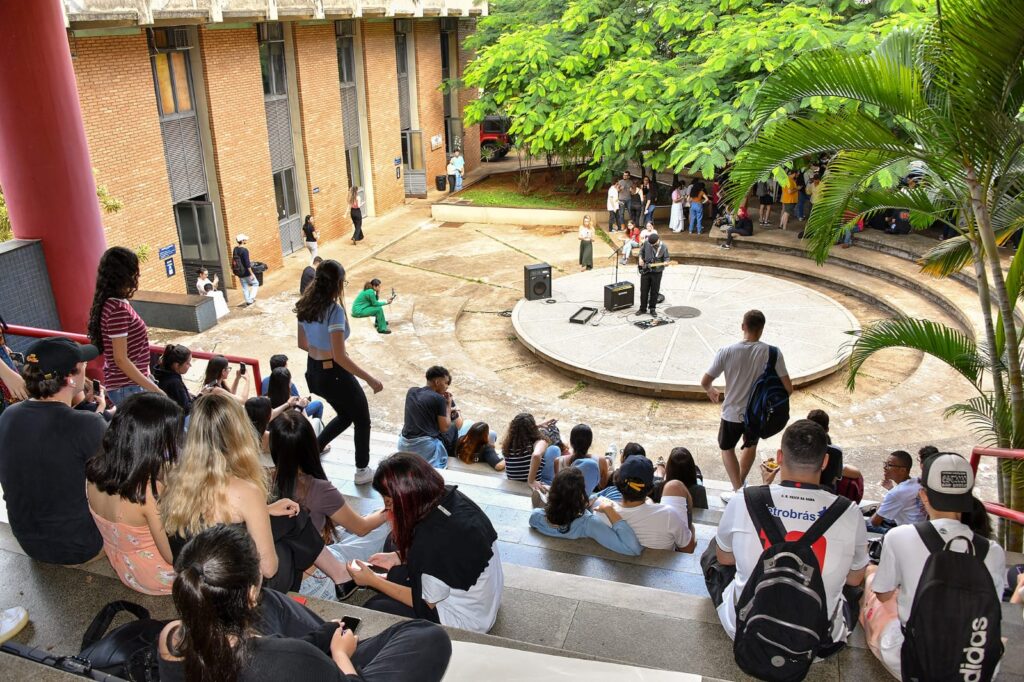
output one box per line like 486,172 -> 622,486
604,282 -> 634,311
524,263 -> 552,300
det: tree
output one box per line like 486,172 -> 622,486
462,0 -> 932,187
0,169 -> 123,243
725,0 -> 1024,548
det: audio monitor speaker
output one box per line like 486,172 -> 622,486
604,282 -> 634,311
524,263 -> 552,300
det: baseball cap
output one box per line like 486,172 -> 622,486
921,452 -> 974,513
618,455 -> 654,492
24,337 -> 99,380
235,234 -> 249,243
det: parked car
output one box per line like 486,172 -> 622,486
481,115 -> 512,162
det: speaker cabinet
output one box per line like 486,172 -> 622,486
604,282 -> 634,311
524,263 -> 552,300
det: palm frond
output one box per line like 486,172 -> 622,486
918,223 -> 1018,277
945,393 -> 1013,448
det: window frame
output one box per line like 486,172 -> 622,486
258,22 -> 288,99
148,28 -> 196,120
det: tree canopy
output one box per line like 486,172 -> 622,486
463,0 -> 933,187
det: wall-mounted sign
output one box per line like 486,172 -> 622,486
312,186 -> 320,194
394,157 -> 402,166
430,134 -> 443,150
158,244 -> 176,260
164,258 -> 176,278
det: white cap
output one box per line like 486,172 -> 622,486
922,452 -> 975,513
235,234 -> 249,243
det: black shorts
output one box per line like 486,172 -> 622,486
718,419 -> 758,451
758,195 -> 772,206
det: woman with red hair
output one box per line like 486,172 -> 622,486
347,453 -> 503,633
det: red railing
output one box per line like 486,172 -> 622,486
5,324 -> 262,396
969,446 -> 1024,526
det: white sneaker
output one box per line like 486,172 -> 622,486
720,490 -> 737,504
354,466 -> 374,485
0,606 -> 28,644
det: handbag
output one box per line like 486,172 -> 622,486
78,600 -> 167,681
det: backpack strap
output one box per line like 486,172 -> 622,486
799,495 -> 853,546
744,485 -> 786,547
766,345 -> 779,376
971,534 -> 990,561
913,521 -> 945,554
80,601 -> 151,650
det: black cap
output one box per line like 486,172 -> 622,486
24,337 -> 99,380
618,455 -> 654,492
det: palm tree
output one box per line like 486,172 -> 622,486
724,0 -> 1024,548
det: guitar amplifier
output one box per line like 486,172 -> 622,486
604,282 -> 634,311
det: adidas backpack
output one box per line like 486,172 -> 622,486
733,486 -> 852,682
901,522 -> 1002,682
744,345 -> 790,439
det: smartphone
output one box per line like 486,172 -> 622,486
368,564 -> 389,575
391,287 -> 396,298
92,379 -> 100,393
238,363 -> 247,375
341,616 -> 361,633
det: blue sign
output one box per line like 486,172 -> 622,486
158,244 -> 176,259
394,157 -> 402,166
164,257 -> 176,278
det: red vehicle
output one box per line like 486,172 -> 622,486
480,115 -> 512,162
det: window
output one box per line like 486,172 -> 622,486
174,199 -> 219,263
148,28 -> 194,118
258,22 -> 287,97
401,130 -> 424,171
273,168 -> 298,221
394,32 -> 408,77
336,21 -> 357,84
345,147 -> 363,190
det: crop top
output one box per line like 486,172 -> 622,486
300,303 -> 350,350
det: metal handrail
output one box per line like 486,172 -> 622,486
4,324 -> 263,396
969,447 -> 1024,526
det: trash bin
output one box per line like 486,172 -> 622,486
435,175 -> 447,191
251,262 -> 268,286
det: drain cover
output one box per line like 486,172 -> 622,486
664,306 -> 701,319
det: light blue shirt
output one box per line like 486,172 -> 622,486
451,155 -> 465,173
300,303 -> 349,350
529,508 -> 642,556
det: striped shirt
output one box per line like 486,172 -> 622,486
504,443 -> 536,482
100,298 -> 151,389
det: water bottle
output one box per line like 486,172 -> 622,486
607,442 -> 616,458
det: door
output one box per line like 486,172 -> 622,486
274,167 -> 303,256
175,199 -> 223,294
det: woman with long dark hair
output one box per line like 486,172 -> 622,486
158,524 -> 452,682
86,392 -> 181,594
302,214 -> 319,263
351,279 -> 394,335
295,259 -> 382,485
348,187 -> 364,244
155,344 -> 195,414
500,412 -> 559,488
529,468 -> 641,555
455,422 -> 505,471
650,447 -> 708,512
552,424 -> 611,492
348,453 -> 503,633
202,355 -> 249,402
87,246 -> 162,405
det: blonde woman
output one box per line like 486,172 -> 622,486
578,215 -> 594,272
160,393 -> 354,593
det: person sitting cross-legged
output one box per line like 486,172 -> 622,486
596,455 -> 695,552
867,450 -> 926,533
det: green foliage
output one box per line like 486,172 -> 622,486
463,0 -> 932,187
457,187 -> 579,208
0,169 -> 123,243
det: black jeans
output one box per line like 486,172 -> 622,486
267,511 -> 325,593
352,620 -> 451,682
639,271 -> 664,313
363,565 -> 441,624
306,357 -> 371,468
351,207 -> 364,241
701,539 -> 736,608
608,209 -> 621,230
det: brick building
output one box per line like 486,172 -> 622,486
60,0 -> 485,294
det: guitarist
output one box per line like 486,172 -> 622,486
638,232 -> 670,316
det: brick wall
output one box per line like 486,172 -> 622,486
414,20 -> 447,184
71,33 -> 185,293
197,27 -> 282,276
292,23 -> 351,243
457,18 -> 480,176
360,21 -> 405,216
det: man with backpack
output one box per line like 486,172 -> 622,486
701,419 -> 868,681
701,310 -> 792,501
232,233 -> 258,306
861,452 -> 1005,680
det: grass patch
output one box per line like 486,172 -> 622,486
559,380 -> 588,400
595,227 -> 614,248
458,187 -> 579,209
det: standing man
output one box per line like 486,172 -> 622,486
606,181 -> 621,231
451,150 -> 465,190
617,171 -> 634,230
637,233 -> 669,316
780,170 -> 799,231
701,310 -> 792,499
232,234 -> 258,306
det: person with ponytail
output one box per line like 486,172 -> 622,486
87,246 -> 163,405
551,424 -> 612,492
158,524 -> 453,682
155,344 -> 195,414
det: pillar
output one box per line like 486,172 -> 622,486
0,0 -> 107,333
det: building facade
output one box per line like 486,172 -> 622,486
61,0 -> 484,294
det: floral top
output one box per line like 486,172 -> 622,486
89,508 -> 175,595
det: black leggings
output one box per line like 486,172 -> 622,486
351,207 -> 364,241
305,357 -> 371,468
352,620 -> 451,682
363,565 -> 442,624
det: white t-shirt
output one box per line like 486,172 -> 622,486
607,185 -> 619,211
872,518 -> 1006,625
705,340 -> 789,423
206,290 -> 229,319
196,275 -> 212,295
607,496 -> 690,550
579,225 -> 593,240
876,477 -> 927,526
715,484 -> 868,641
421,541 -> 503,633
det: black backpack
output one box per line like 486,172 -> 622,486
743,346 -> 790,439
733,486 -> 852,682
231,247 -> 246,278
77,600 -> 166,681
901,523 -> 1003,682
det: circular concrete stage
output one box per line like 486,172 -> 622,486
511,265 -> 860,397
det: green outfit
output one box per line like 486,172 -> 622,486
352,287 -> 389,332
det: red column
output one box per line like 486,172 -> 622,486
0,0 -> 106,333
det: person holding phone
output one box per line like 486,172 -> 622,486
158,524 -> 453,682
201,355 -> 250,402
351,279 -> 395,335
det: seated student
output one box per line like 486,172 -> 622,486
702,420 -> 868,651
266,368 -> 313,417
194,267 -> 218,295
455,421 -> 505,471
529,468 -> 642,556
203,283 -> 230,319
619,220 -> 641,263
72,372 -> 115,422
806,408 -> 845,491
553,424 -> 612,492
868,450 -> 926,533
154,344 -> 196,415
351,279 -> 396,335
860,453 -> 1006,680
202,354 -> 250,402
0,337 -> 105,564
598,456 -> 694,552
86,393 -> 181,595
501,412 -> 561,489
300,256 -> 322,295
158,525 -> 453,682
650,447 -> 708,514
349,453 -> 503,634
268,411 -> 390,601
261,354 -> 324,421
837,464 -> 865,503
397,366 -> 463,469
720,206 -> 754,249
